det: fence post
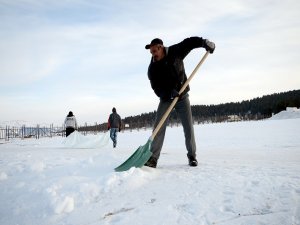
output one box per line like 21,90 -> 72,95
50,124 -> 53,138
6,126 -> 9,141
22,125 -> 25,139
36,124 -> 39,139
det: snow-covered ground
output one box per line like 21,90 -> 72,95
1,109 -> 300,225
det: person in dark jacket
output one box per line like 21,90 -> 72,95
64,111 -> 78,137
144,37 -> 215,168
108,107 -> 122,148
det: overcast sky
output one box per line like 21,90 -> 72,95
0,0 -> 299,126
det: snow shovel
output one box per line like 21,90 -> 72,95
114,51 -> 210,172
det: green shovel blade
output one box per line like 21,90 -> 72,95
114,139 -> 152,172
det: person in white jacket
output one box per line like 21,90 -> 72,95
64,111 -> 78,137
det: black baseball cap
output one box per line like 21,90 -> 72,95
145,38 -> 163,49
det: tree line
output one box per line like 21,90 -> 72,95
80,89 -> 300,132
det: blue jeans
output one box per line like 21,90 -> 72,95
151,95 -> 196,160
110,128 -> 118,147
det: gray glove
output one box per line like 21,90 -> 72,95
204,39 -> 215,54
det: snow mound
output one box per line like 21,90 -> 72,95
269,107 -> 300,120
62,131 -> 109,148
53,196 -> 75,214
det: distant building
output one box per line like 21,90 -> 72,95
227,115 -> 241,122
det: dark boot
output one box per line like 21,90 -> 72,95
144,156 -> 157,168
187,154 -> 198,167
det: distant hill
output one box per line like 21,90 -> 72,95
91,89 -> 300,131
190,89 -> 300,123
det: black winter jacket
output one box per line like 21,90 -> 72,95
108,112 -> 121,129
147,37 -> 206,101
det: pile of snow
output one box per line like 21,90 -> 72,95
1,119 -> 300,225
269,107 -> 300,120
62,131 -> 109,148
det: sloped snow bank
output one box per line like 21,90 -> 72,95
62,131 -> 109,148
269,107 -> 300,120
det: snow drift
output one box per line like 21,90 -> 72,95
62,131 -> 109,149
269,107 -> 300,120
